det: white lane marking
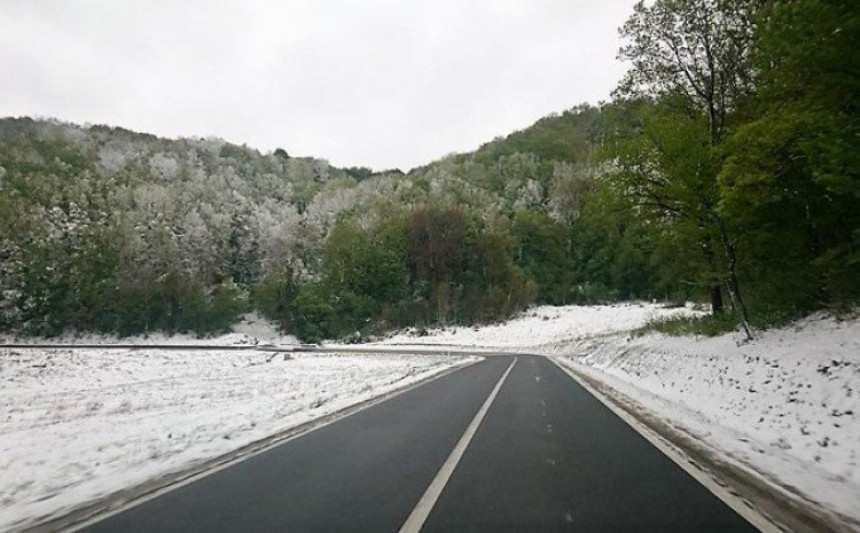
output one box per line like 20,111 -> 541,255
548,357 -> 779,533
399,357 -> 517,533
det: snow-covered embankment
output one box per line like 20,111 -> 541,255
543,314 -> 860,526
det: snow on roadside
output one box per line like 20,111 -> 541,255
544,314 -> 860,523
374,302 -> 702,349
0,347 -> 475,532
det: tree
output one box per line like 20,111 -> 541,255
407,207 -> 468,324
344,166 -> 373,181
615,0 -> 763,336
617,0 -> 761,145
512,209 -> 573,304
224,211 -> 261,287
719,0 -> 860,312
547,162 -> 595,223
323,219 -> 408,306
601,101 -> 722,298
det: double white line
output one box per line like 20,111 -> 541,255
400,357 -> 517,533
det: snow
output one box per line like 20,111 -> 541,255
375,302 -> 702,349
0,312 -> 299,347
372,303 -> 860,525
0,346 -> 475,532
544,314 -> 860,524
3,303 -> 857,529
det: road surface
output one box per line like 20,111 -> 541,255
78,354 -> 761,532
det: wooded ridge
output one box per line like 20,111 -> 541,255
1,0 -> 857,341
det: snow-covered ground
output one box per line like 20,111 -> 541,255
376,302 -> 702,349
0,312 -> 300,347
3,304 -> 857,529
373,303 -> 860,525
545,315 -> 860,525
0,346 -> 475,532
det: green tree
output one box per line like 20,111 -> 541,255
719,0 -> 860,312
407,206 -> 468,324
512,209 -> 573,304
615,0 -> 765,335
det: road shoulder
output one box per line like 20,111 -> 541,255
552,356 -> 858,533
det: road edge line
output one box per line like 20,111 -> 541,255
36,355 -> 482,533
548,356 -> 780,533
399,357 -> 518,533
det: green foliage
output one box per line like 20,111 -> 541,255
511,209 -> 573,304
719,0 -> 860,313
569,203 -> 665,304
343,166 -> 373,181
0,118 -> 339,337
599,99 -> 725,297
304,217 -> 410,339
200,281 -> 250,334
324,219 -> 408,305
290,207 -> 537,341
252,269 -> 299,330
288,283 -> 336,343
607,0 -> 860,332
472,105 -> 600,165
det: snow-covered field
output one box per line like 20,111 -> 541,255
376,302 -> 702,349
0,346 -> 474,532
376,303 -> 860,526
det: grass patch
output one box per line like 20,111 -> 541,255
637,312 -> 739,337
639,304 -> 860,338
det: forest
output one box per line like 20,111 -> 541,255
0,0 -> 857,342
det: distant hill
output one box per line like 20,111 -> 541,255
0,106 -> 668,342
468,104 -> 601,166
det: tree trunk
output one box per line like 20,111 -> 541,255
719,222 -> 753,340
702,235 -> 723,315
710,284 -> 724,315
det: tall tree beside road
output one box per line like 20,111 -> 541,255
719,0 -> 860,312
613,0 -> 763,336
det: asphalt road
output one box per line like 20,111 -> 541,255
79,355 -> 760,532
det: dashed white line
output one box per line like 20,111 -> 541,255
399,357 -> 517,533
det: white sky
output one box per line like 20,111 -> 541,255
0,0 -> 635,170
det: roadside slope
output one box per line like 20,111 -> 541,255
543,314 -> 860,527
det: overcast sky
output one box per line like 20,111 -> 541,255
1,0 -> 636,170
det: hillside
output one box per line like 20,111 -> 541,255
2,0 -> 859,341
3,109 -> 677,342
